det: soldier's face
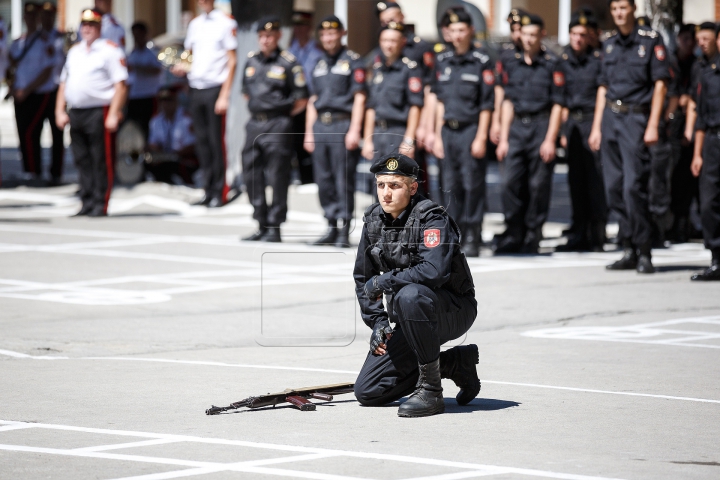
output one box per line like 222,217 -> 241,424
569,25 -> 588,52
697,30 -> 717,57
379,30 -> 405,59
449,22 -> 473,50
80,22 -> 101,43
510,24 -> 522,44
609,1 -> 635,28
197,0 -> 214,14
520,25 -> 542,53
376,175 -> 418,218
258,31 -> 281,55
379,8 -> 403,27
319,28 -> 344,53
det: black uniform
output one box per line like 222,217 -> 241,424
433,47 -> 494,239
310,46 -> 365,224
241,49 -> 309,228
694,53 -> 720,261
353,194 -> 476,406
499,48 -> 564,251
599,26 -> 670,253
367,54 -> 424,161
557,46 -> 607,250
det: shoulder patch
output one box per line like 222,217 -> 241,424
248,51 -> 256,58
280,50 -> 296,62
423,229 -> 441,248
472,51 -> 490,63
347,49 -> 360,60
638,29 -> 658,38
407,60 -> 417,69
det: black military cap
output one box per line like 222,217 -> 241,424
507,8 -> 528,26
24,2 -> 40,13
256,15 -> 281,32
370,154 -> 419,178
636,15 -> 651,27
380,21 -> 405,33
41,2 -> 57,13
569,12 -> 597,30
696,22 -> 716,33
376,1 -> 401,16
521,13 -> 544,29
445,8 -> 472,27
318,14 -> 344,31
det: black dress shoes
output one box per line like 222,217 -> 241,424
87,206 -> 107,217
242,228 -> 267,241
260,228 -> 281,243
691,264 -> 720,281
192,196 -> 211,207
207,197 -> 223,208
636,254 -> 655,274
72,204 -> 93,217
606,248 -> 638,270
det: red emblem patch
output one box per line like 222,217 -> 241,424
424,229 -> 441,248
354,68 -> 366,84
495,60 -> 503,74
483,70 -> 495,85
423,51 -> 435,69
408,77 -> 422,93
654,45 -> 666,61
553,72 -> 565,87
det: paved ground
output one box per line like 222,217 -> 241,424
1,144 -> 719,480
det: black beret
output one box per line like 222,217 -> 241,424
696,22 -> 717,33
636,15 -> 651,27
256,15 -> 281,32
678,23 -> 696,35
507,8 -> 528,26
521,13 -> 544,29
444,7 -> 472,27
380,21 -> 405,34
376,1 -> 401,16
569,12 -> 597,30
318,14 -> 344,31
370,154 -> 419,178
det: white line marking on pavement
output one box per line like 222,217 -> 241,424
1,349 -> 718,404
0,424 -> 36,432
73,438 -> 182,452
400,471 -> 498,479
0,421 -> 623,480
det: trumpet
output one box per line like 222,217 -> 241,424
157,46 -> 193,73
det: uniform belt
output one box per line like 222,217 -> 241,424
318,111 -> 351,125
514,111 -> 550,124
444,119 -> 475,130
375,119 -> 406,130
606,100 -> 650,115
252,111 -> 286,122
569,109 -> 594,122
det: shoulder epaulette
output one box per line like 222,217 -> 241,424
594,50 -> 600,57
434,43 -> 446,53
402,56 -> 418,68
638,29 -> 659,38
280,50 -> 296,62
473,51 -> 490,63
413,36 -> 421,44
347,49 -> 360,60
503,43 -> 514,50
438,51 -> 453,61
247,51 -> 256,58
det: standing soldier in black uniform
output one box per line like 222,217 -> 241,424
241,17 -> 309,243
689,29 -> 720,281
432,9 -> 494,257
556,13 -> 607,252
55,9 -> 128,217
303,16 -> 366,248
495,14 -> 564,254
589,0 -> 670,274
362,22 -> 423,164
353,153 -> 479,417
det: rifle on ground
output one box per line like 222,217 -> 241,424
205,382 -> 355,414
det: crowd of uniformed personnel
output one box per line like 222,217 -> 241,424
2,0 -> 719,281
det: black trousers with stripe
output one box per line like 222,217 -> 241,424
41,89 -> 66,180
69,107 -> 115,213
15,93 -> 51,176
189,87 -> 227,202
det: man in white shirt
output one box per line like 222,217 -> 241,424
147,87 -> 197,184
174,0 -> 237,208
9,3 -> 54,180
95,0 -> 126,49
56,8 -> 128,217
38,2 -> 66,185
126,21 -> 162,138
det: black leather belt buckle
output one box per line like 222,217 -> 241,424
520,115 -> 531,124
255,113 -> 269,122
376,119 -> 388,130
448,119 -> 459,129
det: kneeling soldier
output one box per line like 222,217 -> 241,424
353,153 -> 480,417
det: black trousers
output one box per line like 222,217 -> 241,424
670,114 -> 699,224
355,284 -> 477,406
502,117 -> 554,243
40,89 -> 65,179
566,117 -> 607,227
127,97 -> 156,139
15,93 -> 51,176
440,123 -> 485,228
242,116 -> 293,226
312,119 -> 358,222
189,87 -> 227,202
69,107 -> 115,213
292,109 -> 314,184
700,133 -> 720,252
371,122 -> 406,161
648,121 -> 674,220
601,110 -> 653,248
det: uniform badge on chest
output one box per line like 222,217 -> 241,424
638,45 -> 646,58
424,229 -> 440,248
245,66 -> 255,77
267,65 -> 286,80
606,44 -> 613,54
373,72 -> 383,84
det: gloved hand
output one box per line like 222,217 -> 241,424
364,276 -> 383,301
370,320 -> 394,355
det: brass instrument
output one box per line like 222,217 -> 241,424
157,46 -> 192,73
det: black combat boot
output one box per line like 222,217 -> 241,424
691,250 -> 720,281
439,344 -> 480,406
397,359 -> 444,417
335,220 -> 351,248
241,226 -> 267,241
636,244 -> 655,274
521,227 -> 542,254
556,229 -> 590,252
260,227 -> 281,243
606,242 -> 638,270
313,220 -> 338,246
462,225 -> 480,257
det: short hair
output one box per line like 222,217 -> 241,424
131,21 -> 148,32
608,0 -> 634,5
